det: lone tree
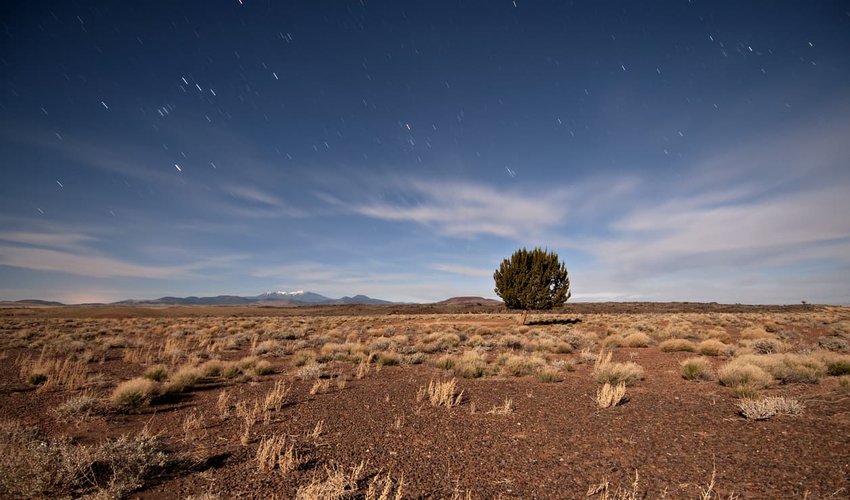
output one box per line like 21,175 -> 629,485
494,247 -> 571,324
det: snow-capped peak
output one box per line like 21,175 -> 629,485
266,290 -> 304,296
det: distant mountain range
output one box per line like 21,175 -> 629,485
2,292 -> 503,307
113,290 -> 396,306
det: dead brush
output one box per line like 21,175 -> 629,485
737,396 -> 803,420
256,434 -> 301,474
417,378 -> 463,408
216,390 -> 232,418
235,399 -> 261,445
486,397 -> 514,415
296,461 -> 403,500
596,382 -> 627,408
310,379 -> 331,395
263,379 -> 292,413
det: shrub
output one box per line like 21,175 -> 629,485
737,396 -> 803,420
500,354 -> 546,377
54,394 -> 100,421
375,351 -> 400,366
659,339 -> 696,352
143,365 -> 168,382
0,421 -> 167,498
680,357 -> 714,381
163,366 -> 201,394
697,339 -> 730,357
452,352 -> 488,379
731,384 -> 761,399
432,355 -> 455,371
198,360 -> 225,378
817,336 -> 849,352
593,351 -> 644,386
536,366 -> 564,383
816,352 -> 850,376
735,354 -> 826,384
296,362 -> 324,380
252,360 -> 274,376
111,378 -> 158,410
750,338 -> 786,354
622,332 -> 651,348
717,362 -> 773,389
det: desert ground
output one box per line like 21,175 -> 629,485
1,302 -> 849,499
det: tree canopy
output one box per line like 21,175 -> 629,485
494,247 -> 571,311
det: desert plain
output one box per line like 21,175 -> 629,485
1,302 -> 849,499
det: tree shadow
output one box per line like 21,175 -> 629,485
527,318 -> 582,326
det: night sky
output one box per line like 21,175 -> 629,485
2,1 -> 849,304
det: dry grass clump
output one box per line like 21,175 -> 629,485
593,351 -> 644,386
601,334 -> 623,349
451,351 -> 488,379
111,378 -> 159,410
659,338 -> 696,352
487,397 -> 514,415
163,366 -> 202,394
18,354 -> 88,391
681,357 -> 715,381
814,351 -> 850,376
499,354 -> 547,377
252,359 -> 274,376
0,421 -> 167,498
414,332 -> 460,353
253,339 -> 279,355
536,366 -> 565,383
697,339 -> 731,357
737,396 -> 803,420
621,332 -> 651,348
734,354 -> 826,384
417,378 -> 463,408
717,361 -> 773,389
839,376 -> 850,393
295,460 -> 404,500
375,351 -> 401,366
256,434 -> 301,474
596,382 -> 627,408
143,364 -> 169,382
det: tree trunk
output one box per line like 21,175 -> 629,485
518,310 -> 529,326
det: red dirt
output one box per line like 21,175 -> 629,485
1,304 -> 848,498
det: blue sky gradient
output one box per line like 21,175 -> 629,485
2,1 -> 849,304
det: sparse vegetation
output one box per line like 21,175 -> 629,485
593,351 -> 644,386
738,396 -> 803,420
112,377 -> 158,410
596,382 -> 627,408
681,357 -> 714,381
659,338 -> 696,352
1,304 -> 847,498
418,379 -> 463,408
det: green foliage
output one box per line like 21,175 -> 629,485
494,247 -> 571,311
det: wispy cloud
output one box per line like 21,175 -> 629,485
430,263 -> 494,278
0,245 -> 189,279
332,178 -> 572,239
